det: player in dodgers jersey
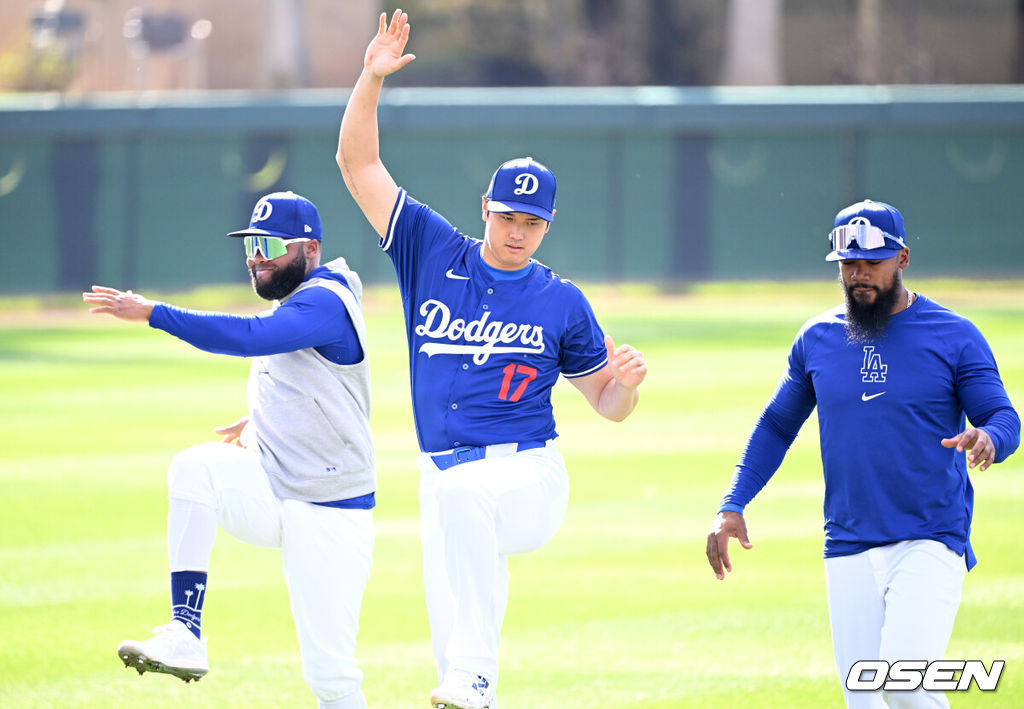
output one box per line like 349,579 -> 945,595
705,199 -> 1020,708
84,191 -> 376,709
337,11 -> 647,709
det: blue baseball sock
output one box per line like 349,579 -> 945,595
170,570 -> 208,639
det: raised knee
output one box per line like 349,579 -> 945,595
167,443 -> 218,500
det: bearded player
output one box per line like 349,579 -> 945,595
336,10 -> 647,709
706,199 -> 1020,708
84,191 -> 376,709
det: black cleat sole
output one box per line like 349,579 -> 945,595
117,648 -> 206,683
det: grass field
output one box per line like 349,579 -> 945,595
1,279 -> 1022,708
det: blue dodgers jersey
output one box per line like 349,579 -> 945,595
382,190 -> 608,452
723,295 -> 1020,568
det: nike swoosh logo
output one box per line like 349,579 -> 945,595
861,392 -> 886,402
445,269 -> 469,280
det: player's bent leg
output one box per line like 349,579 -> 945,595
119,442 -> 284,680
492,446 -> 569,555
281,499 -> 373,707
825,550 -> 887,709
879,540 -> 965,709
431,445 -> 568,699
168,441 -> 283,548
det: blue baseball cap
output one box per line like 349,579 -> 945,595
825,199 -> 908,261
484,157 -> 557,222
228,191 -> 322,241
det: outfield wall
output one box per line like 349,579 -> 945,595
1,86 -> 1022,294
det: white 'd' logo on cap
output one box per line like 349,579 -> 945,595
513,173 -> 539,195
253,200 -> 273,222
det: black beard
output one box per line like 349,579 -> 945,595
250,249 -> 308,301
843,272 -> 901,344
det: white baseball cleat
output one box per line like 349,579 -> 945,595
430,669 -> 495,709
117,620 -> 209,682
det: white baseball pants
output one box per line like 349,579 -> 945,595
825,539 -> 967,709
417,441 -> 570,686
166,441 -> 373,709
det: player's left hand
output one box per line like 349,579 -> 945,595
82,285 -> 156,322
941,427 -> 996,471
605,335 -> 647,389
215,416 -> 250,447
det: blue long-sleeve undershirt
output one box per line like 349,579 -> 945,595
148,277 -> 363,365
719,378 -> 815,515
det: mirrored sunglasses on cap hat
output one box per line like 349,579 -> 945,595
828,223 -> 906,252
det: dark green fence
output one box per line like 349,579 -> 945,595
1,86 -> 1022,294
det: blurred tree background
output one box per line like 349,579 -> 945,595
380,0 -> 1023,88
380,0 -> 726,87
0,0 -> 1022,93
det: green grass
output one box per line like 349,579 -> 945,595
1,279 -> 1022,708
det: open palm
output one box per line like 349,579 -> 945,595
365,10 -> 416,79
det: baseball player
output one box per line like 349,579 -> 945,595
82,191 -> 376,709
705,199 -> 1020,708
336,11 -> 647,709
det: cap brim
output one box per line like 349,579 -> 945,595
487,200 -> 554,222
227,228 -> 319,240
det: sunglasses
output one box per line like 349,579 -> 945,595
243,236 -> 311,259
828,223 -> 905,251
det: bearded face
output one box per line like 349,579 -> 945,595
841,266 -> 902,343
250,244 -> 309,301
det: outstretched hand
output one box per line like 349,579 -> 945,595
364,10 -> 416,79
82,285 -> 156,322
605,335 -> 647,390
941,427 -> 996,471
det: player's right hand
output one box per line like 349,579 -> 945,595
364,10 -> 416,78
82,285 -> 156,322
706,510 -> 752,580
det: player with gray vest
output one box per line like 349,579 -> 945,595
337,11 -> 647,709
705,199 -> 1020,708
83,191 -> 376,709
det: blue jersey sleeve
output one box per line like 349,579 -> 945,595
559,287 -> 608,378
719,327 -> 819,514
149,286 -> 363,364
955,322 -> 1020,462
382,190 -> 464,295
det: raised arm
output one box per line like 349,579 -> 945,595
337,10 -> 416,237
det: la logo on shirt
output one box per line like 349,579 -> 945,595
861,346 -> 887,383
